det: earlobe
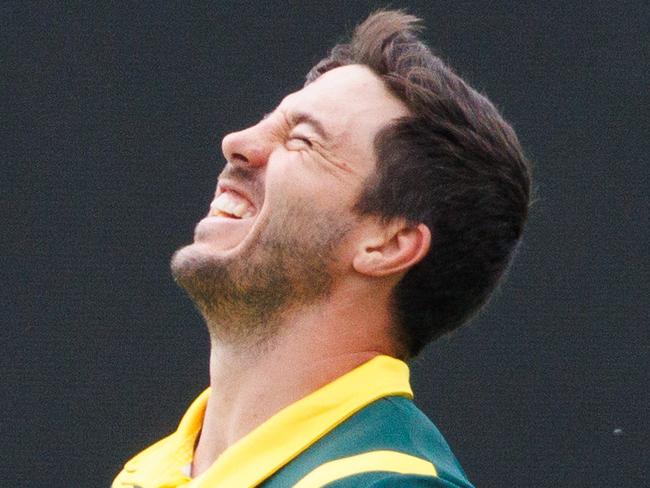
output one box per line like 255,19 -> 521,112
353,223 -> 431,278
352,250 -> 383,275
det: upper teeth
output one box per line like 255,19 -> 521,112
211,191 -> 255,218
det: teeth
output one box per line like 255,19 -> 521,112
211,191 -> 254,218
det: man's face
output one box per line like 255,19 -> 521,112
171,65 -> 409,341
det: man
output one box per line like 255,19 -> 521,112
114,10 -> 531,488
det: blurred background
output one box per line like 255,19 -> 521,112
2,1 -> 648,486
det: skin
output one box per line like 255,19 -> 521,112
171,65 -> 431,476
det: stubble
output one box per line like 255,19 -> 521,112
171,199 -> 353,347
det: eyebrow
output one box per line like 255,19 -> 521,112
264,110 -> 331,142
289,111 -> 331,142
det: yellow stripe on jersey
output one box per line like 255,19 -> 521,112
293,450 -> 438,488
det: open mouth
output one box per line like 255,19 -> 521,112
192,182 -> 263,251
209,189 -> 256,220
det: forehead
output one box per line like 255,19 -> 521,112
278,65 -> 409,163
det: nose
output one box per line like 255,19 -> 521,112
221,123 -> 271,168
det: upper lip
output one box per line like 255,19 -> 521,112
216,179 -> 259,212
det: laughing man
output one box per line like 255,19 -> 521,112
114,9 -> 531,488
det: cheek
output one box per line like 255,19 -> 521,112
266,150 -> 360,211
267,150 -> 309,181
266,157 -> 315,202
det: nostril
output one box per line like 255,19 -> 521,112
230,152 -> 249,164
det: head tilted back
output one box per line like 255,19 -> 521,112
307,10 -> 532,356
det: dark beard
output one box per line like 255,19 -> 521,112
170,202 -> 352,346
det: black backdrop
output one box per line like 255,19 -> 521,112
3,1 -> 648,487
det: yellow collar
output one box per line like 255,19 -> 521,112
183,355 -> 413,487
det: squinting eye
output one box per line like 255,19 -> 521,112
289,136 -> 312,148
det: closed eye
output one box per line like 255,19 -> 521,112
288,135 -> 313,148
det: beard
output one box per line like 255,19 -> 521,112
170,198 -> 353,347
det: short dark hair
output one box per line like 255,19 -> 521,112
306,10 -> 532,356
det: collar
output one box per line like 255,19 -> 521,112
189,354 -> 412,487
160,355 -> 412,487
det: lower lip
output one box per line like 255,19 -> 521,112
193,214 -> 256,250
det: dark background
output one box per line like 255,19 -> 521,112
2,1 -> 648,487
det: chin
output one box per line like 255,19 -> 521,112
170,242 -> 215,282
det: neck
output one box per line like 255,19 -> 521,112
190,280 -> 399,477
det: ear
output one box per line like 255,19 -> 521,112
352,221 -> 431,278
